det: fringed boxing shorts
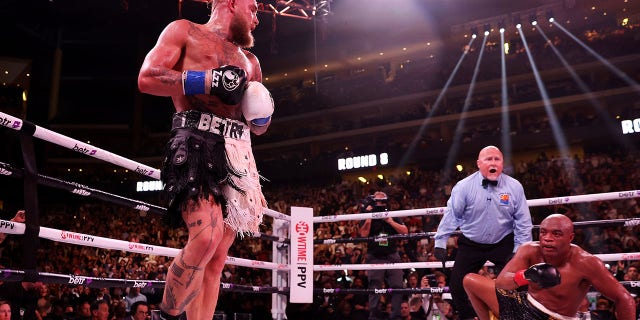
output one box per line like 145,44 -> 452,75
495,289 -> 578,320
162,110 -> 266,236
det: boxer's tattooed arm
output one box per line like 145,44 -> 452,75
147,67 -> 181,86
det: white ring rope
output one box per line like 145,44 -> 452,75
0,111 -> 161,180
314,190 -> 640,223
314,208 -> 445,223
264,208 -> 292,221
0,220 -> 289,271
4,216 -> 634,273
527,190 -> 640,207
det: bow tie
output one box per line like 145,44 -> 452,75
482,179 -> 498,188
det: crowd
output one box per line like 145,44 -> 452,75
0,149 -> 639,319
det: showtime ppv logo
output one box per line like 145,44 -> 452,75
295,221 -> 310,288
60,231 -> 95,242
128,242 -> 154,252
0,221 -> 16,231
295,221 -> 309,234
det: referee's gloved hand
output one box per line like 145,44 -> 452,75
433,247 -> 447,269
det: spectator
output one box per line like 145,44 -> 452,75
123,288 -> 146,314
76,301 -> 91,320
591,296 -> 615,320
0,300 -> 11,320
90,300 -> 109,320
400,301 -> 413,320
127,301 -> 150,320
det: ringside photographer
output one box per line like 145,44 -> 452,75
359,191 -> 409,320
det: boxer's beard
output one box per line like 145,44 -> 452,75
230,12 -> 254,48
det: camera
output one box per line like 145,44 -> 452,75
426,274 -> 438,287
361,194 -> 388,213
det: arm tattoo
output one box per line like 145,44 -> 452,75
148,67 -> 181,86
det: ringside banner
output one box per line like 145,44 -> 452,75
290,206 -> 313,303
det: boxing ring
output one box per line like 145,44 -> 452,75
1,110 -> 639,320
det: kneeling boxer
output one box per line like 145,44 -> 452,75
463,214 -> 635,320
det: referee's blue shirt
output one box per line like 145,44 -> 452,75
434,171 -> 533,251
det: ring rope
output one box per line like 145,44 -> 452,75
312,252 -> 640,271
0,111 -> 161,180
5,216 -> 633,273
3,267 -> 638,296
313,189 -> 640,223
314,218 -> 640,245
0,269 -> 289,294
0,161 -> 166,215
0,220 -> 289,271
264,208 -> 292,221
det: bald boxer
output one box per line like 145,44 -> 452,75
463,214 -> 636,320
138,0 -> 271,319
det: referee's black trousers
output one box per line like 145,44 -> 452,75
449,233 -> 514,319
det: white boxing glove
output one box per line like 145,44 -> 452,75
241,81 -> 274,126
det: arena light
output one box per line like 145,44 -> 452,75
530,13 -> 538,26
546,9 -> 554,23
514,15 -> 522,29
316,0 -> 331,17
470,27 -> 479,38
357,177 -> 367,183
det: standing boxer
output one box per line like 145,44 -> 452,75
137,0 -> 273,319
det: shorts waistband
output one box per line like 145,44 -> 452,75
172,110 -> 250,141
526,293 -> 578,320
